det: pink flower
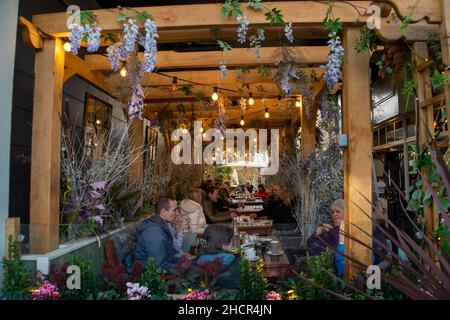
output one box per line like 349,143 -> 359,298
182,289 -> 216,300
32,281 -> 61,300
126,282 -> 150,300
266,291 -> 282,300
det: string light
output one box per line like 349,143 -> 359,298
202,132 -> 207,138
120,66 -> 127,77
212,87 -> 219,101
199,126 -> 204,133
172,77 -> 178,91
264,108 -> 270,119
63,42 -> 71,52
248,92 -> 254,106
96,119 -> 101,125
240,116 -> 245,126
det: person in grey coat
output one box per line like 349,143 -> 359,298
134,197 -> 180,272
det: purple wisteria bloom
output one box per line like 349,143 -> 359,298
68,24 -> 85,55
323,31 -> 344,90
143,18 -> 159,73
123,18 -> 139,52
86,22 -> 102,53
128,82 -> 145,120
219,61 -> 227,78
236,15 -> 250,44
284,23 -> 294,43
106,44 -> 120,72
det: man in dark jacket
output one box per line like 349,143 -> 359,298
263,184 -> 296,224
134,197 -> 180,272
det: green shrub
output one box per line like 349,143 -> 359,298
1,235 -> 33,299
238,255 -> 267,300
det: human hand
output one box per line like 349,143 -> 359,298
322,223 -> 333,231
315,226 -> 324,237
177,219 -> 190,233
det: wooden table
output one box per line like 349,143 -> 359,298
248,236 -> 291,279
226,219 -> 273,236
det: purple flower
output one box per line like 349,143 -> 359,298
249,35 -> 261,60
123,18 -> 139,52
68,24 -> 85,55
126,282 -> 150,300
219,61 -> 227,78
86,22 -> 102,53
257,28 -> 265,42
128,82 -> 145,120
143,19 -> 159,73
106,44 -> 120,72
91,215 -> 104,225
90,181 -> 107,191
284,23 -> 294,43
236,15 -> 250,44
323,31 -> 344,90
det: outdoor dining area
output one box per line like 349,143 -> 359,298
1,0 -> 449,302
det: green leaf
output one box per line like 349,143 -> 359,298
256,85 -> 266,94
355,25 -> 377,53
242,82 -> 250,89
136,11 -> 153,23
237,66 -> 250,73
408,198 -> 420,211
431,69 -> 449,92
247,0 -> 263,10
180,86 -> 193,96
423,194 -> 432,208
221,0 -> 242,19
217,40 -> 232,52
195,92 -> 206,101
264,8 -> 285,26
401,78 -> 416,107
257,66 -> 270,77
117,12 -> 129,22
440,196 -> 450,210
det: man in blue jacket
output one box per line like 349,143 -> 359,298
135,197 -> 180,272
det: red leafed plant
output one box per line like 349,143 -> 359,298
102,261 -> 145,293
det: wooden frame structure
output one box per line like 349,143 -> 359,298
20,0 -> 449,279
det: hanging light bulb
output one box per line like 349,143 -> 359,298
212,87 -> 219,101
202,132 -> 207,138
264,108 -> 270,119
248,92 -> 254,106
199,126 -> 204,133
172,77 -> 178,91
120,66 -> 127,77
240,116 -> 245,126
295,96 -> 303,108
182,128 -> 188,134
63,41 -> 71,52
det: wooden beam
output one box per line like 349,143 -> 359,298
85,46 -> 329,72
376,19 -> 440,43
30,38 -> 65,254
413,42 -> 439,239
441,0 -> 450,138
18,16 -> 43,49
109,68 -> 323,87
32,1 -> 374,37
380,0 -> 441,23
5,217 -> 20,256
342,26 -> 373,280
64,52 -> 110,93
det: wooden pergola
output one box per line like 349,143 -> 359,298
21,0 -> 450,279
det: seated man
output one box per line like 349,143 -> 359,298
255,184 -> 269,201
307,199 -> 344,257
263,184 -> 296,224
202,186 -> 237,223
134,197 -> 181,272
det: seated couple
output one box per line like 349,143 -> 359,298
134,197 -> 240,289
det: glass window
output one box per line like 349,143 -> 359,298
379,127 -> 387,145
394,121 -> 404,141
373,130 -> 379,146
387,124 -> 395,143
84,94 -> 112,156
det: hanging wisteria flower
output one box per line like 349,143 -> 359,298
123,18 -> 139,52
219,60 -> 227,78
126,282 -> 150,300
32,281 -> 61,300
143,18 -> 159,73
266,291 -> 282,300
236,14 -> 250,44
323,31 -> 344,90
68,23 -> 85,55
249,35 -> 261,60
128,82 -> 145,120
284,22 -> 294,43
91,215 -> 104,226
106,44 -> 120,72
257,28 -> 265,42
118,43 -> 127,61
86,22 -> 102,53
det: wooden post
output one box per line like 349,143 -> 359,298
5,218 -> 20,256
441,0 -> 450,134
413,42 -> 439,237
29,38 -> 65,254
300,104 -> 317,156
128,118 -> 144,199
342,27 -> 373,279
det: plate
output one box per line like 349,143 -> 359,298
266,250 -> 284,256
241,241 -> 256,248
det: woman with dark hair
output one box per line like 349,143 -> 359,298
193,225 -> 240,289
